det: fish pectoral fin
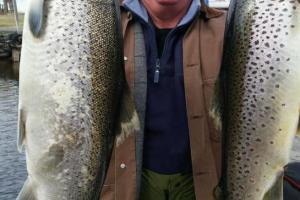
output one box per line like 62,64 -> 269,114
17,178 -> 36,200
28,0 -> 45,37
297,116 -> 300,136
115,85 -> 140,147
263,172 -> 284,200
17,109 -> 26,152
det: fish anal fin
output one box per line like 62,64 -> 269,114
17,179 -> 36,200
28,0 -> 45,37
115,85 -> 140,147
18,108 -> 26,152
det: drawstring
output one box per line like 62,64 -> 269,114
284,175 -> 300,191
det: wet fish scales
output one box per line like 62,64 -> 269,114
17,0 -> 138,199
213,0 -> 300,199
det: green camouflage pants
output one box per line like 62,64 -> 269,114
140,168 -> 196,200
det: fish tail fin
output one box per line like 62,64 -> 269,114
17,108 -> 26,153
17,179 -> 36,200
263,172 -> 284,200
115,85 -> 140,147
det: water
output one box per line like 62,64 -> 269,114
0,60 -> 27,200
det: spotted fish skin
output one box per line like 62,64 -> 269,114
213,0 -> 300,199
17,0 -> 138,199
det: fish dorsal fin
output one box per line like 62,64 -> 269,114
28,0 -> 45,37
115,84 -> 140,147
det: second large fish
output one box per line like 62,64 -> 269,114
17,0 -> 138,199
212,0 -> 300,199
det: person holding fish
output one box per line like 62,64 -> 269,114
16,0 -> 300,198
17,0 -> 227,198
100,0 -> 226,199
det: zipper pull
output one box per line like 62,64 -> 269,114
154,59 -> 160,83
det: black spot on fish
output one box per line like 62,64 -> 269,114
256,138 -> 262,142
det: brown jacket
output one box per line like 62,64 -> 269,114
100,2 -> 226,200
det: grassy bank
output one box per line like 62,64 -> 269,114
0,13 -> 24,29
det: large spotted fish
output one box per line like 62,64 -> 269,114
211,0 -> 300,199
17,0 -> 138,199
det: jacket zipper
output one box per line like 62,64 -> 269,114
153,26 -> 185,84
153,30 -> 172,84
154,59 -> 160,83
